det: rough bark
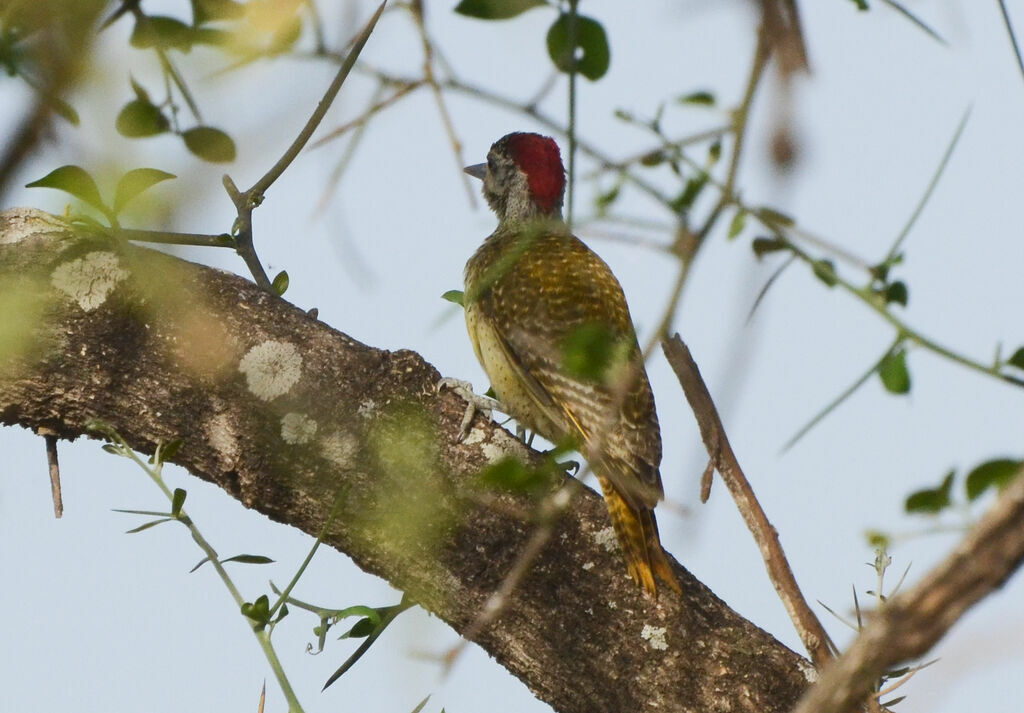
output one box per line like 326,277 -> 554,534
0,208 -> 812,713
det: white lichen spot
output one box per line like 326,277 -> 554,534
799,659 -> 818,683
0,207 -> 67,244
593,527 -> 619,552
641,625 -> 669,651
207,413 -> 240,467
608,600 -> 617,610
321,431 -> 358,466
356,400 -> 377,418
281,412 -> 317,444
238,340 -> 302,401
581,561 -> 595,571
461,425 -> 486,446
480,441 -> 509,464
51,251 -> 128,311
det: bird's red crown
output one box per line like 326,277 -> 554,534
504,133 -> 566,214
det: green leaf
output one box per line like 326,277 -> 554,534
905,470 -> 953,514
157,438 -> 184,463
170,488 -> 187,516
751,236 -> 788,258
812,259 -> 838,287
848,0 -> 869,9
345,617 -> 377,639
561,323 -> 622,381
182,126 -> 236,163
1006,347 -> 1024,370
878,348 -> 911,394
727,210 -> 747,240
755,206 -> 795,227
408,696 -> 431,713
678,90 -> 715,106
192,0 -> 245,24
595,185 -> 620,212
546,14 -> 611,81
116,99 -> 171,138
708,140 -> 722,164
102,443 -> 124,455
49,96 -> 80,126
639,150 -> 664,167
241,594 -> 271,626
965,458 -> 1024,500
113,168 -> 176,214
25,165 -> 107,213
884,280 -> 909,307
125,517 -> 175,533
672,173 -> 709,213
272,270 -> 289,296
221,554 -> 275,566
189,556 -> 211,573
131,15 -> 197,51
441,289 -> 464,307
865,530 -> 891,549
478,456 -> 548,494
454,0 -> 544,20
129,76 -> 151,103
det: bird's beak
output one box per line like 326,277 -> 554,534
464,163 -> 486,180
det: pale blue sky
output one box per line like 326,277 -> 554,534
3,1 -> 1023,712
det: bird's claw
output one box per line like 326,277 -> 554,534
437,377 -> 501,441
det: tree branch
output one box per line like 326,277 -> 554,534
0,208 -> 811,713
661,335 -> 833,668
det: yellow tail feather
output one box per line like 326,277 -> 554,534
597,476 -> 681,597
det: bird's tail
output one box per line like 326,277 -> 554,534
597,476 -> 681,597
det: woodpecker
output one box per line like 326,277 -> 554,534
462,132 -> 679,596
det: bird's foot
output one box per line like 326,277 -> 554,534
437,377 -> 502,441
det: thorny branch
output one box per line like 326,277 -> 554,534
792,466 -> 1024,713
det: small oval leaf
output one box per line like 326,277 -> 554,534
728,210 -> 747,240
454,0 -> 544,20
878,349 -> 911,394
182,126 -> 236,163
171,487 -> 187,516
25,165 -> 107,213
965,458 -> 1023,500
221,554 -> 275,566
546,14 -> 610,81
116,99 -> 171,138
441,289 -> 464,306
272,270 -> 289,296
678,90 -> 715,106
131,15 -> 197,51
905,470 -> 953,514
113,168 -> 176,215
885,280 -> 909,307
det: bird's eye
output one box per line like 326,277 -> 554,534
487,156 -> 497,172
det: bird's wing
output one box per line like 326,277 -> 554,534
474,231 -> 663,507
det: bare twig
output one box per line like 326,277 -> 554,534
225,1 -> 386,292
661,334 -> 833,667
791,466 -> 1024,713
39,430 -> 63,518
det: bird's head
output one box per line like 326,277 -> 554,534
465,132 -> 566,224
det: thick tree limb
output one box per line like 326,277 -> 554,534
0,208 -> 811,713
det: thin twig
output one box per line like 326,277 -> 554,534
40,431 -> 63,518
224,1 -> 386,292
998,0 -> 1024,84
661,335 -> 833,667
